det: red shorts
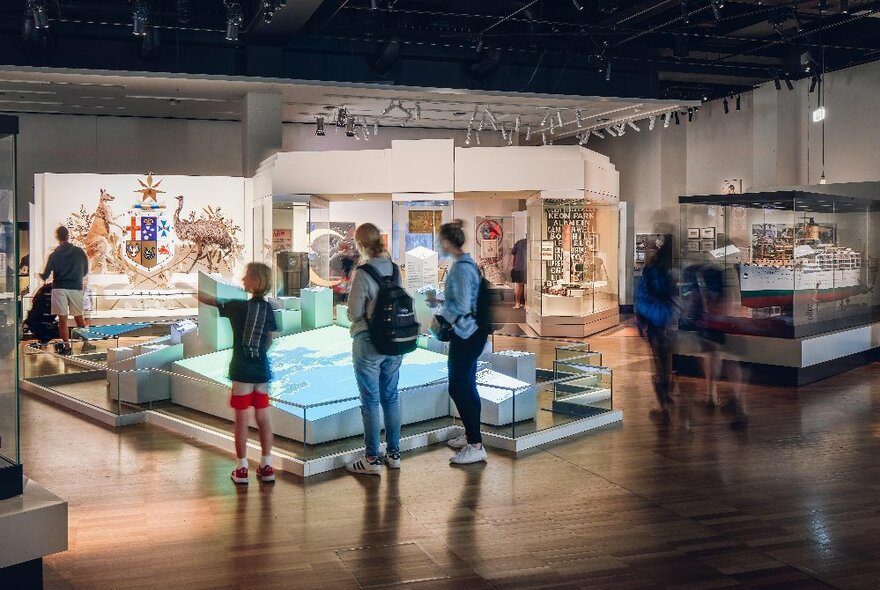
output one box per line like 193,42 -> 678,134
230,382 -> 270,410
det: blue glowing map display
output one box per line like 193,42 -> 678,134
175,325 -> 450,419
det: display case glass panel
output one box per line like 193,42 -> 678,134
525,196 -> 619,336
0,126 -> 20,493
271,201 -> 310,296
679,191 -> 880,338
474,216 -> 515,286
392,199 -> 453,291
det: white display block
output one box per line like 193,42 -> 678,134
273,309 -> 303,336
108,343 -> 184,404
490,350 -> 537,384
451,369 -> 536,426
0,479 -> 68,570
405,247 -> 439,293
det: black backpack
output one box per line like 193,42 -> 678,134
461,259 -> 495,337
358,263 -> 420,356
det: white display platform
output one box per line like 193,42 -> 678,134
457,369 -> 537,426
490,350 -> 537,384
0,479 -> 68,570
107,343 -> 184,404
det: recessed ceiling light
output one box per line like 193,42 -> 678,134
453,112 -> 467,117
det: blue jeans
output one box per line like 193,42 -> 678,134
353,332 -> 403,457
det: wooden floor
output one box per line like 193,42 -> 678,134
20,327 -> 880,590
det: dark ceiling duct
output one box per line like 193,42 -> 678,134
371,37 -> 401,76
177,0 -> 190,24
468,46 -> 503,81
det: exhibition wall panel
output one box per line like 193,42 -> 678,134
31,173 -> 250,317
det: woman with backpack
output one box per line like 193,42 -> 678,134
345,223 -> 405,475
431,220 -> 489,465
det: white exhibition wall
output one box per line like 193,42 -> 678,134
32,173 -> 250,307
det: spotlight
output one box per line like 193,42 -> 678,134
27,1 -> 48,29
507,128 -> 514,146
371,0 -> 378,9
362,124 -> 369,141
841,0 -> 849,14
225,2 -> 243,42
572,0 -> 584,10
315,116 -> 325,136
556,110 -> 564,127
711,0 -> 722,21
628,120 -> 640,132
525,124 -> 532,141
478,112 -> 486,132
592,130 -> 605,139
680,1 -> 689,24
785,77 -> 794,91
549,117 -> 555,135
540,110 -> 550,126
663,112 -> 671,128
514,116 -> 521,133
604,60 -> 612,82
579,132 -> 590,146
475,131 -> 481,145
617,124 -> 626,136
345,116 -> 355,137
735,95 -> 741,111
415,102 -> 421,120
485,107 -> 498,131
133,0 -> 149,36
687,108 -> 694,123
465,126 -> 472,146
774,76 -> 782,91
605,126 -> 617,137
500,124 -> 508,141
575,109 -> 583,128
723,97 -> 729,114
809,75 -> 820,94
648,116 -> 656,131
373,121 -> 379,135
674,112 -> 680,125
541,132 -> 547,146
381,100 -> 395,116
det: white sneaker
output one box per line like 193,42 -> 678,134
447,433 -> 468,449
449,444 -> 488,465
346,456 -> 382,475
385,452 -> 401,469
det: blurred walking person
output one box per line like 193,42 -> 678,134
636,240 -> 677,423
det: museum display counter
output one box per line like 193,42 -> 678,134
525,194 -> 619,337
677,191 -> 880,384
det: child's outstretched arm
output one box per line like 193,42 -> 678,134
197,292 -> 218,307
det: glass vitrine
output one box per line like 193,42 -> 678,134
525,195 -> 619,337
391,198 -> 453,292
679,191 -> 880,338
0,116 -> 20,499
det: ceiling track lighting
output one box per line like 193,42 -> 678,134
507,128 -> 514,146
572,0 -> 584,11
485,107 -> 498,131
525,125 -> 532,141
735,95 -> 741,111
575,109 -> 583,129
541,132 -> 547,146
132,0 -> 149,36
680,1 -> 689,24
785,77 -> 794,91
711,0 -> 723,21
841,0 -> 849,14
224,1 -> 243,42
809,75 -> 820,94
500,124 -> 508,141
674,112 -> 681,125
478,112 -> 486,132
549,117 -> 555,135
627,121 -> 640,132
605,126 -> 617,137
514,116 -> 521,134
592,130 -> 605,139
617,124 -> 626,136
540,110 -> 550,126
373,121 -> 379,136
475,132 -> 481,146
774,76 -> 782,91
345,116 -> 355,137
648,116 -> 656,131
27,0 -> 49,29
415,102 -> 421,121
381,100 -> 395,116
556,111 -> 564,128
604,60 -> 612,82
465,126 -> 473,146
723,97 -> 730,114
315,116 -> 325,137
687,107 -> 694,123
578,132 -> 590,146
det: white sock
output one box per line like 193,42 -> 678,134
237,457 -> 248,469
261,455 -> 272,467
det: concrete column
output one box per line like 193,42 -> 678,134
242,92 -> 282,177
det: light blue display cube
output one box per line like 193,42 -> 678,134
273,309 -> 303,336
278,296 -> 301,311
198,271 -> 246,353
335,304 -> 352,329
302,287 -> 333,331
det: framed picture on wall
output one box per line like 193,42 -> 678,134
687,228 -> 700,239
701,239 -> 716,252
701,227 -> 716,239
687,240 -> 701,252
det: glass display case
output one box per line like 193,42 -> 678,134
391,198 -> 453,292
679,191 -> 880,338
0,116 -> 20,499
474,216 -> 515,286
525,195 -> 619,337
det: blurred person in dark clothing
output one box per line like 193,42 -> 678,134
635,240 -> 677,423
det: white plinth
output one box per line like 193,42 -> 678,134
0,479 -> 67,569
490,350 -> 537,384
451,369 -> 536,426
405,247 -> 439,292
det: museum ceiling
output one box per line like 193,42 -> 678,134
0,1 -> 878,102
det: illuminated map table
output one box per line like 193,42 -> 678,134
171,325 -> 451,444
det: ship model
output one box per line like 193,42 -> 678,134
738,217 -> 864,309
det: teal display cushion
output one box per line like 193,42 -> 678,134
78,323 -> 152,340
175,325 -> 449,420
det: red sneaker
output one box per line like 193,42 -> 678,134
257,464 -> 275,483
231,466 -> 249,484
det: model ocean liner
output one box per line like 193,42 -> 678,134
738,218 -> 863,309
